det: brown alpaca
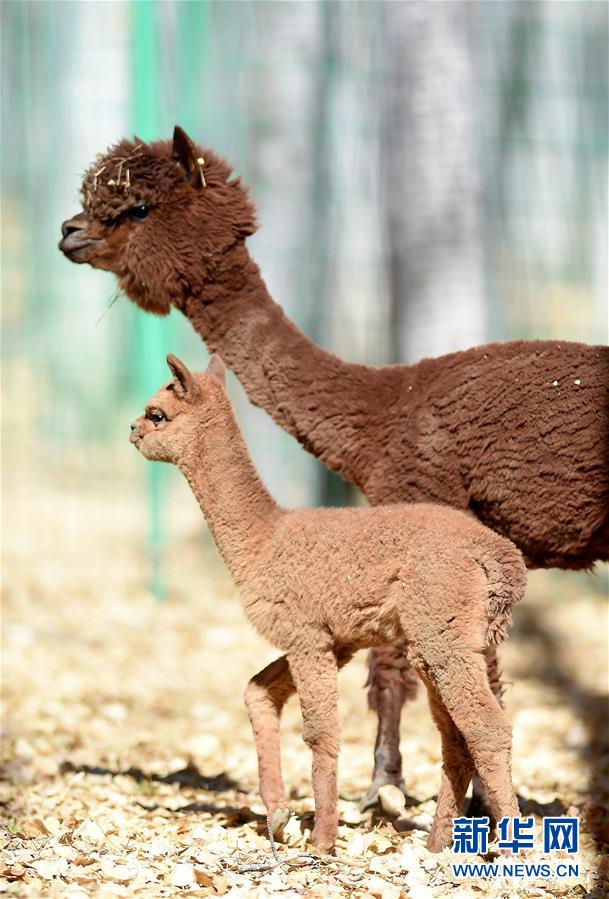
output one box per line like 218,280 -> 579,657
130,353 -> 527,853
60,127 -> 609,806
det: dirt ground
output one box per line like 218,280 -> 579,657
2,460 -> 608,898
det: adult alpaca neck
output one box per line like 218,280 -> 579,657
177,393 -> 281,585
179,241 -> 382,489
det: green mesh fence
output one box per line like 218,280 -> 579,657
2,0 -> 606,594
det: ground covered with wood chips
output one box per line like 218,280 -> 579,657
2,462 -> 608,898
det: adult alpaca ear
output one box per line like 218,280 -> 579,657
206,354 -> 226,386
173,125 -> 204,188
167,354 -> 200,401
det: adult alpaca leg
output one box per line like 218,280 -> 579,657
362,642 -> 418,810
288,649 -> 340,852
423,681 -> 475,852
245,655 -> 295,831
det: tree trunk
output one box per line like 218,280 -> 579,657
380,0 -> 486,364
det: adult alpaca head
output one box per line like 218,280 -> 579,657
59,127 -> 257,315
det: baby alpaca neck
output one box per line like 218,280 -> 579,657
178,397 -> 281,583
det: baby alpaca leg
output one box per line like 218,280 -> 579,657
424,681 -> 475,852
484,644 -> 504,705
469,644 -> 506,820
430,650 -> 519,826
288,650 -> 340,852
245,655 -> 295,828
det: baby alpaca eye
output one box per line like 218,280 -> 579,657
128,204 -> 150,221
149,409 -> 166,425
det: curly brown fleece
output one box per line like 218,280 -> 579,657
130,354 -> 527,853
60,127 -> 609,802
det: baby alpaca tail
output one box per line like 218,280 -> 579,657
475,536 -> 527,646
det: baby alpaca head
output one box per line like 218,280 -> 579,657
130,354 -> 226,464
59,126 -> 257,315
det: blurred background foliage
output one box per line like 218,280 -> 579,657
2,0 -> 607,594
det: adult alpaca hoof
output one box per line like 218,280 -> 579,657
465,791 -> 495,828
359,776 -> 406,812
268,807 -> 291,836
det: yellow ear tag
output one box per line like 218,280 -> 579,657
196,157 -> 207,188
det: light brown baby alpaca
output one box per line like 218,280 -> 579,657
130,354 -> 527,853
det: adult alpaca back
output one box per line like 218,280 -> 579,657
59,127 -> 609,800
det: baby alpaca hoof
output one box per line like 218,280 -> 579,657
268,807 -> 291,836
309,826 -> 337,854
426,829 -> 452,853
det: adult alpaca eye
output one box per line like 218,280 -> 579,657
128,204 -> 150,221
149,409 -> 166,424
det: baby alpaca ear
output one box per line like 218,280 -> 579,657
206,354 -> 226,386
173,125 -> 204,189
167,354 -> 199,401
